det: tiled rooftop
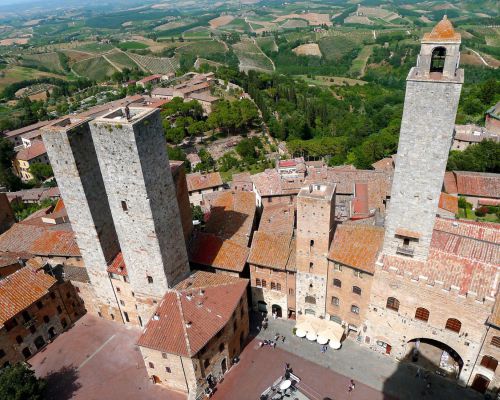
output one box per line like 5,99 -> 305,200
258,203 -> 295,236
15,140 -> 47,161
0,222 -> 80,257
0,267 -> 56,325
328,225 -> 384,274
186,172 -> 223,192
203,191 -> 256,247
137,271 -> 247,357
248,232 -> 294,271
454,171 -> 500,198
3,120 -> 52,138
189,232 -> 249,273
107,252 -> 127,276
438,192 -> 458,214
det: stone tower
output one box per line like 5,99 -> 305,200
42,117 -> 122,320
295,183 -> 336,318
383,16 -> 463,261
89,107 -> 190,317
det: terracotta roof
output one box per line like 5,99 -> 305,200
0,252 -> 23,268
0,223 -> 80,257
186,172 -> 223,192
258,203 -> 295,235
423,16 -> 460,42
328,225 -> 384,274
443,171 -> 458,194
107,252 -> 127,276
189,232 -> 249,273
3,120 -> 52,138
203,191 -> 256,247
454,171 -> 500,198
438,192 -> 458,214
5,187 -> 60,203
62,264 -> 89,283
151,87 -> 174,97
248,232 -> 294,270
371,157 -> 395,172
395,228 -> 421,239
0,267 -> 56,325
15,140 -> 47,161
188,91 -> 218,103
138,74 -> 162,84
137,271 -> 248,357
286,238 -> 296,272
381,218 -> 500,301
454,125 -> 499,143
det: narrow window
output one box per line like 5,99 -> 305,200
0,349 -> 5,359
288,288 -> 294,295
57,306 -> 62,314
16,336 -> 22,344
21,311 -> 31,322
271,282 -> 276,290
120,300 -> 125,306
309,262 -> 313,270
415,307 -> 429,322
276,283 -> 281,291
165,367 -> 171,373
480,355 -> 498,372
121,201 -> 128,211
352,286 -> 362,295
445,318 -> 461,333
43,316 -> 49,323
386,297 -> 400,312
256,278 -> 261,287
262,280 -> 266,288
331,296 -> 339,306
36,301 -> 43,309
351,305 -> 360,314
124,312 -> 129,322
148,362 -> 154,369
219,343 -> 225,352
310,240 -> 314,247
430,47 -> 446,73
162,353 -> 168,359
147,276 -> 153,284
403,238 -> 410,247
333,279 -> 341,288
491,336 -> 500,348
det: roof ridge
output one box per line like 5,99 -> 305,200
176,292 -> 193,357
430,247 -> 498,268
433,225 -> 500,247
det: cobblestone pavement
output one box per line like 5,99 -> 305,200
29,314 -> 183,400
232,316 -> 483,400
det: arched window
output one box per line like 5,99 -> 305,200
415,307 -> 430,322
491,336 -> 500,348
305,295 -> 316,304
351,305 -> 360,314
352,286 -> 361,295
333,279 -> 341,288
386,297 -> 400,312
445,318 -> 461,333
331,296 -> 339,306
430,47 -> 446,73
310,240 -> 314,247
480,355 -> 498,372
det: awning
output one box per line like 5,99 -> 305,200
317,336 -> 329,345
306,331 -> 317,341
329,339 -> 341,349
295,315 -> 344,346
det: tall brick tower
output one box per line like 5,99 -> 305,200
89,107 -> 190,318
42,117 -> 122,320
295,183 -> 336,318
383,16 -> 463,261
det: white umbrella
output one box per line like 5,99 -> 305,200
295,328 -> 306,338
306,331 -> 317,341
329,339 -> 341,349
317,336 -> 329,345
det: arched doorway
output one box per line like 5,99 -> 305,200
271,304 -> 282,318
48,327 -> 56,339
257,301 -> 267,313
34,336 -> 46,350
406,338 -> 463,379
471,374 -> 490,394
22,347 -> 31,359
221,358 -> 227,375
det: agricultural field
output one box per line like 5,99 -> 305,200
21,52 -> 65,73
72,56 -> 117,80
318,36 -> 360,61
154,18 -> 196,32
117,41 -> 149,51
219,18 -> 251,32
209,15 -> 235,29
296,75 -> 367,88
280,19 -> 308,29
274,13 -> 332,26
293,43 -> 322,57
105,51 -> 142,71
61,49 -> 94,64
232,39 -> 274,72
127,53 -> 179,74
349,45 -> 376,77
0,66 -> 66,92
176,40 -> 226,58
183,27 -> 212,39
256,37 -> 278,53
75,42 -> 115,54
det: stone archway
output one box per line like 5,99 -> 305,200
406,338 -> 463,379
271,304 -> 282,318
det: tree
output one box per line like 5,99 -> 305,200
447,140 -> 500,173
219,152 -> 239,172
0,138 -> 21,191
29,163 -> 53,182
192,205 -> 204,222
195,148 -> 215,172
0,363 -> 46,400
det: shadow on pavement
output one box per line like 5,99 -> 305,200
44,365 -> 81,400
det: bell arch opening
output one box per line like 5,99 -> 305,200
430,47 -> 446,73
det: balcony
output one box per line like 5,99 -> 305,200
397,246 -> 414,257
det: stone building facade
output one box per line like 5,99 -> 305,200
0,267 -> 73,367
383,16 -> 464,261
295,184 -> 336,318
325,225 -> 384,331
137,271 -> 249,399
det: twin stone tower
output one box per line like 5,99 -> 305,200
43,107 -> 190,324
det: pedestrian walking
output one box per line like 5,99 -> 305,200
416,367 -> 421,379
282,336 -> 285,343
350,379 -> 355,390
